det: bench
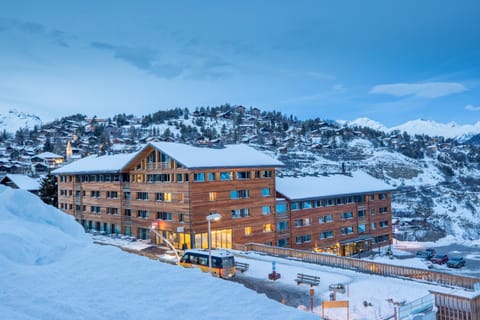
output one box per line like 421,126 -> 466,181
294,273 -> 320,287
235,261 -> 250,273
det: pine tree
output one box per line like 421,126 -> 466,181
38,173 -> 58,207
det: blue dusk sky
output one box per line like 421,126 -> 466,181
0,0 -> 479,126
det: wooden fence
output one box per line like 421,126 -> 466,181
233,243 -> 480,290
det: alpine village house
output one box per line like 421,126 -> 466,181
53,142 -> 394,256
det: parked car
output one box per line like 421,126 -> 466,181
447,257 -> 465,268
416,248 -> 436,260
430,254 -> 449,264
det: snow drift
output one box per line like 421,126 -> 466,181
0,185 -> 316,320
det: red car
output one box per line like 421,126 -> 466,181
430,254 -> 449,264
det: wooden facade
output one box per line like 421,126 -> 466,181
56,143 -> 279,250
430,289 -> 480,320
56,142 -> 393,253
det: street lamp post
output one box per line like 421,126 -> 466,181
206,213 -> 222,275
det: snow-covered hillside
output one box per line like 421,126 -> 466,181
0,185 -> 317,320
0,108 -> 42,133
343,117 -> 480,139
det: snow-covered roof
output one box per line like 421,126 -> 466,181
33,152 -> 64,159
148,142 -> 284,169
0,174 -> 41,190
52,153 -> 136,174
276,171 -> 394,200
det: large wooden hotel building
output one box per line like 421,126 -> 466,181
53,142 -> 393,255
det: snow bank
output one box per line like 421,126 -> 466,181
0,185 -> 317,320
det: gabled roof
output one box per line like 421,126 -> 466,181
0,174 -> 41,191
148,142 -> 284,169
33,152 -> 64,159
52,142 -> 283,175
276,171 -> 394,200
52,153 -> 136,175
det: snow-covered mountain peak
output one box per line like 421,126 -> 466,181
391,119 -> 480,139
339,117 -> 388,132
0,108 -> 42,133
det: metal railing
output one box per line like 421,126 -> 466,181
233,243 -> 480,290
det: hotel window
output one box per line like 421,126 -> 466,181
346,196 -> 354,204
90,191 -> 100,198
276,203 -> 287,216
320,230 -> 334,239
358,210 -> 366,218
237,171 -> 250,180
276,221 -> 289,231
68,190 -> 73,196
106,191 -> 118,199
157,212 -> 172,221
244,227 -> 253,236
231,208 -> 250,219
340,226 -> 354,235
379,207 -> 388,214
124,209 -> 131,216
369,194 -> 375,200
137,192 -> 149,200
261,187 -> 271,197
379,193 -> 387,200
194,172 -> 205,182
107,207 -> 118,215
220,171 -> 233,181
325,199 -> 334,206
291,202 -> 300,211
336,198 -> 344,205
371,222 -> 377,230
358,224 -> 367,233
295,234 -> 311,244
340,212 -> 354,220
379,220 -> 389,228
355,195 -> 365,203
262,206 -> 271,215
254,171 -> 260,179
208,172 -> 216,181
231,189 -> 249,199
263,224 -> 273,233
209,192 -> 217,201
136,174 -> 143,183
277,238 -> 289,247
90,206 -> 101,214
137,210 -> 149,219
179,213 -> 186,222
262,170 -> 273,178
370,208 -> 376,215
295,218 -> 310,227
319,214 -> 333,223
303,201 -> 313,209
176,173 -> 183,182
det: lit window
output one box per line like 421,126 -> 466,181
245,227 -> 252,236
209,192 -> 217,201
263,224 -> 273,233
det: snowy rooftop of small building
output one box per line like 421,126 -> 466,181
276,171 -> 394,200
52,153 -> 136,174
149,142 -> 284,168
33,152 -> 64,159
0,174 -> 41,190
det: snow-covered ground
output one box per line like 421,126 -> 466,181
2,185 -> 477,320
0,185 -> 318,320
